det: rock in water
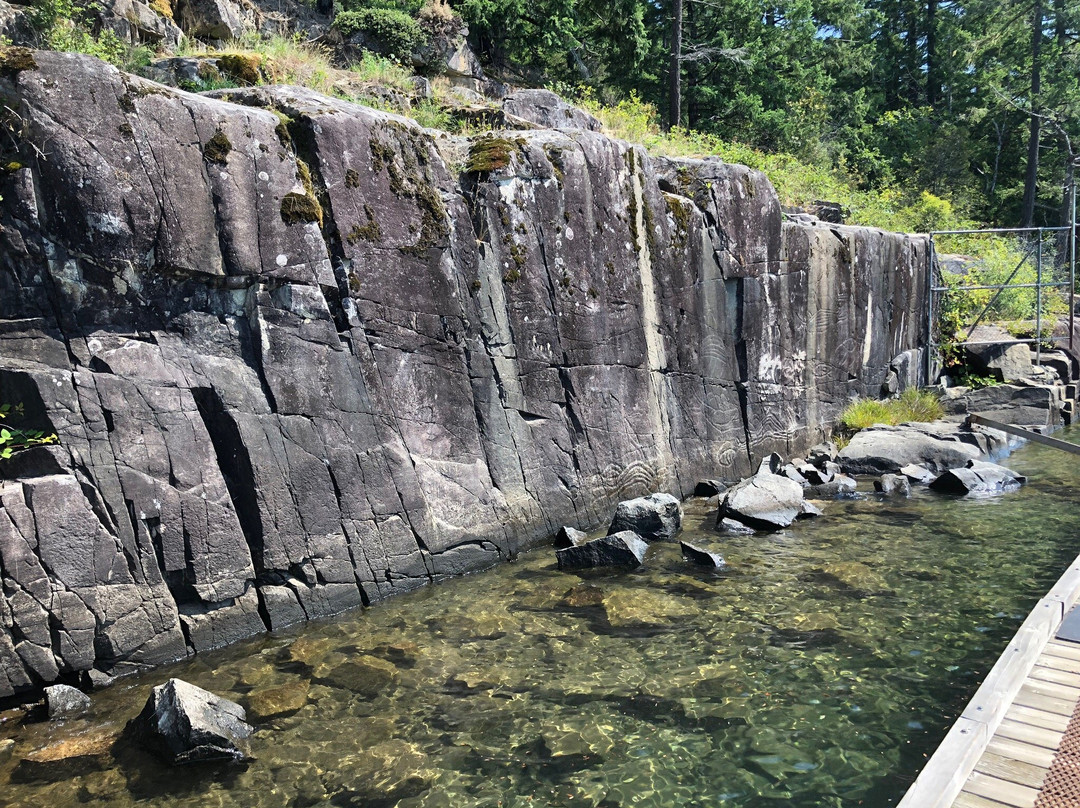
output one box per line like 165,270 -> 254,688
554,526 -> 587,549
805,476 -> 858,497
556,532 -> 648,570
900,464 -> 935,485
929,460 -> 1027,496
45,684 -> 90,719
693,479 -> 727,497
718,474 -> 806,530
838,423 -> 982,474
607,493 -> 683,542
719,517 -> 755,534
680,542 -> 725,568
874,474 -> 911,496
132,678 -> 253,764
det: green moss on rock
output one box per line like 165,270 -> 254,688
0,47 -> 36,77
216,53 -> 263,85
203,130 -> 232,164
280,158 -> 324,227
466,136 -> 525,174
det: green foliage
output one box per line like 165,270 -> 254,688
409,98 -> 451,129
30,0 -> 129,67
334,8 -> 428,61
0,403 -> 57,459
838,388 -> 945,433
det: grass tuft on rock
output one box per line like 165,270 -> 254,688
839,388 -> 944,432
203,130 -> 232,164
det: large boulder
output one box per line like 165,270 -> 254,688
172,0 -> 259,40
556,532 -> 648,570
943,383 -> 1062,428
929,460 -> 1026,496
45,684 -> 91,719
718,474 -> 806,530
607,493 -> 682,542
502,89 -> 602,132
965,325 -> 1033,382
838,422 -> 984,474
131,678 -> 253,764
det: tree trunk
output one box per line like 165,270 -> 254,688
668,0 -> 683,130
926,0 -> 939,106
686,0 -> 700,129
1021,0 -> 1043,228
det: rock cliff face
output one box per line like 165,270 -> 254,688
0,51 -> 927,697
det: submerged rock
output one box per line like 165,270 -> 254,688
820,562 -> 892,595
607,493 -> 683,542
313,654 -> 399,697
602,588 -> 698,626
929,460 -> 1027,496
719,474 -> 806,530
323,740 -> 435,803
131,678 -> 253,765
561,583 -> 606,607
557,532 -> 649,570
45,684 -> 90,719
554,526 -> 587,549
13,726 -> 117,783
874,474 -> 911,496
680,541 -> 725,568
246,681 -> 310,721
0,737 -> 12,763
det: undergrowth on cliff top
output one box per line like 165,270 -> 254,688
838,388 -> 945,433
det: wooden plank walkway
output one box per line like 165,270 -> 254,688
899,553 -> 1080,808
950,639 -> 1080,807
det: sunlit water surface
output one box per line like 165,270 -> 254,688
4,431 -> 1080,808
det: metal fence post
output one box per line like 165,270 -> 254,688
1036,229 -> 1043,366
1071,179 -> 1077,351
926,233 -> 936,385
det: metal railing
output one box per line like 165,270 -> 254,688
925,188 -> 1078,382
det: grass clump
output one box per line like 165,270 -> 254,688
838,388 -> 944,433
203,130 -> 232,164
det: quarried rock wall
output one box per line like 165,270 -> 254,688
0,51 -> 927,696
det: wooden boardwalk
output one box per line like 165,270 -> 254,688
899,555 -> 1080,808
952,639 -> 1080,808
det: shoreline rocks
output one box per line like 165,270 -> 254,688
929,460 -> 1027,496
556,532 -> 649,570
607,494 -> 683,543
130,679 -> 253,765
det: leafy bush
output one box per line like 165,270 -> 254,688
30,0 -> 129,67
334,8 -> 428,61
838,388 -> 944,433
0,403 -> 57,459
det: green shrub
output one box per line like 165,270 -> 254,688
30,0 -> 129,67
334,8 -> 428,61
0,402 -> 57,459
838,388 -> 944,433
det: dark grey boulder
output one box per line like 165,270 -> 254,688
806,443 -> 838,467
805,476 -> 858,497
501,89 -> 602,131
929,461 -> 1026,496
756,453 -> 784,476
719,517 -> 754,534
607,493 -> 683,542
838,423 -> 982,474
131,678 -> 253,765
719,474 -> 805,530
554,526 -> 587,549
694,479 -> 728,497
556,532 -> 648,570
874,474 -> 911,496
45,684 -> 90,718
799,464 -> 833,485
900,464 -> 935,485
680,542 -> 725,568
781,464 -> 809,485
965,325 -> 1033,382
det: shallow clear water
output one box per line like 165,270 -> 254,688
5,431 -> 1080,808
